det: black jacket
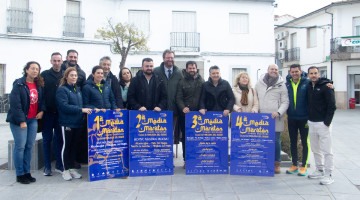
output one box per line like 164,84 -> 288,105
127,70 -> 167,110
176,69 -> 204,115
199,78 -> 235,111
307,78 -> 336,126
56,84 -> 84,128
41,68 -> 62,113
61,61 -> 86,89
6,76 -> 45,125
87,71 -> 124,108
82,78 -> 118,110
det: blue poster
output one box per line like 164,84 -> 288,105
88,110 -> 129,182
185,111 -> 229,175
230,112 -> 275,176
129,111 -> 173,177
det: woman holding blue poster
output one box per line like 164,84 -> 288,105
56,67 -> 92,181
7,61 -> 45,184
82,66 -> 121,112
232,72 -> 259,113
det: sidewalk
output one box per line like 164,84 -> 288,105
0,110 -> 359,200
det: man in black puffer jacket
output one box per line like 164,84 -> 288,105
199,65 -> 234,117
128,58 -> 167,111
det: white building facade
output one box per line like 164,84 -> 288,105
274,0 -> 360,109
0,0 -> 275,112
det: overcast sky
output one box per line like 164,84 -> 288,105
274,0 -> 341,18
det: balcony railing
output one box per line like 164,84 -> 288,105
170,32 -> 200,52
330,37 -> 360,60
63,16 -> 85,38
285,47 -> 300,62
7,9 -> 33,33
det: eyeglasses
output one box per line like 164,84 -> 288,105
165,57 -> 174,60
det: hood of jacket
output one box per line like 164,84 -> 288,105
313,77 -> 333,87
84,77 -> 106,87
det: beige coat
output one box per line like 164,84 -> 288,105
255,74 -> 289,132
232,86 -> 259,113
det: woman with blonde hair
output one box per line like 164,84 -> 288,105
232,72 -> 259,113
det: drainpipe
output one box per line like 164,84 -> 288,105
325,9 -> 333,80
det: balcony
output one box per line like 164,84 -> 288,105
285,47 -> 300,62
330,37 -> 360,61
170,32 -> 200,52
63,16 -> 85,38
7,9 -> 33,33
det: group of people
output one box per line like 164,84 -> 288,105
6,49 -> 336,185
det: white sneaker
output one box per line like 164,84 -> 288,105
320,174 -> 334,185
69,169 -> 82,179
308,169 -> 324,179
62,170 -> 72,181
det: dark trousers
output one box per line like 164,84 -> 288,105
179,115 -> 186,161
76,120 -> 88,163
42,112 -> 63,170
288,118 -> 309,167
61,126 -> 82,170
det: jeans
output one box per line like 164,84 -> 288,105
42,112 -> 63,170
10,118 -> 38,176
275,132 -> 281,162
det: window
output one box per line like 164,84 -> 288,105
232,68 -> 247,86
318,67 -> 327,78
128,10 -> 150,34
354,17 -> 360,36
229,13 -> 249,34
172,11 -> 196,32
63,0 -> 84,37
307,28 -> 317,48
291,33 -> 297,48
0,64 -> 5,96
130,67 -> 141,77
7,0 -> 32,33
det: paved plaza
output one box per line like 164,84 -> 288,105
0,110 -> 359,200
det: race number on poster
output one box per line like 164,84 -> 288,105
88,110 -> 129,182
186,111 -> 229,175
230,112 -> 275,176
129,111 -> 173,177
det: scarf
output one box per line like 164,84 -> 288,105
263,73 -> 279,89
238,83 -> 249,106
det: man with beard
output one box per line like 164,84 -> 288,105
127,58 -> 167,111
176,61 -> 204,168
306,66 -> 336,185
40,52 -> 64,175
255,64 -> 289,174
154,49 -> 183,147
61,49 -> 86,89
87,56 -> 124,108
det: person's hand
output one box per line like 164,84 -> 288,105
154,107 -> 161,112
139,107 -> 147,112
271,112 -> 280,119
199,109 -> 206,115
183,107 -> 190,114
35,111 -> 44,119
82,108 -> 92,114
115,108 -> 121,112
237,108 -> 242,112
20,122 -> 27,129
223,110 -> 230,117
94,109 -> 101,113
100,109 -> 106,113
326,83 -> 334,89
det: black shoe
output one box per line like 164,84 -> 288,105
16,175 -> 30,184
74,162 -> 81,169
24,173 -> 36,183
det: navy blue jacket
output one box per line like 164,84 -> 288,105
82,78 -> 118,110
56,84 -> 84,128
285,72 -> 309,120
6,76 -> 45,125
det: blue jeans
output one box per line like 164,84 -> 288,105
42,112 -> 63,170
10,118 -> 38,176
275,132 -> 281,162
